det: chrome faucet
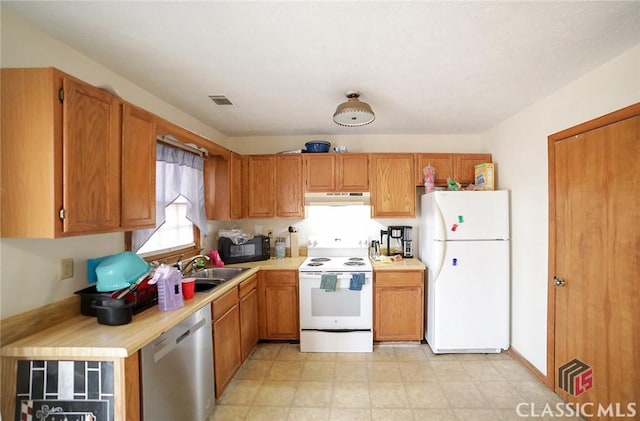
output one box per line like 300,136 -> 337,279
176,254 -> 210,275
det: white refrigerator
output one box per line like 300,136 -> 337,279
419,191 -> 510,353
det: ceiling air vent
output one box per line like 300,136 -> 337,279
208,95 -> 233,105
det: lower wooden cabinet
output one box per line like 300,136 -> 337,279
374,270 -> 425,341
239,274 -> 260,361
212,287 -> 242,398
258,270 -> 299,340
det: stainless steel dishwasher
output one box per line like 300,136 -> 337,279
141,305 -> 215,421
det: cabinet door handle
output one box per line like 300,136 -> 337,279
553,277 -> 566,287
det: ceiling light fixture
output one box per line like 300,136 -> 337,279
333,91 -> 375,127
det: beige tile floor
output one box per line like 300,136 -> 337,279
210,342 -> 575,421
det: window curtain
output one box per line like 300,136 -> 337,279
132,143 -> 208,252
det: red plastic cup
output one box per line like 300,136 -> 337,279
182,278 -> 196,300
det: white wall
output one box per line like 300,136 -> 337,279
483,44 -> 640,374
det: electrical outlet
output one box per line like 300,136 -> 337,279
59,258 -> 74,280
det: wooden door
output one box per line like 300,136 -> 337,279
63,76 -> 121,234
246,155 -> 275,217
337,153 -> 370,191
304,154 -> 336,191
121,103 -> 156,229
276,155 -> 303,217
548,104 -> 639,414
371,154 -> 415,217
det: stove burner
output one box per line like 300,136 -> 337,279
310,258 -> 331,262
307,262 -> 324,267
344,261 -> 365,266
348,257 -> 364,261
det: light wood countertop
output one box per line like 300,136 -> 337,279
1,257 -> 305,359
1,256 -> 424,359
371,257 -> 426,270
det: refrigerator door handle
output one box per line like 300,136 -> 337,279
431,201 -> 446,281
433,240 -> 445,281
435,201 -> 446,242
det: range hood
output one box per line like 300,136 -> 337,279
304,192 -> 371,206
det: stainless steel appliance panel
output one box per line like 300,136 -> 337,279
141,305 -> 215,421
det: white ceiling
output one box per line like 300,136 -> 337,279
5,1 -> 640,137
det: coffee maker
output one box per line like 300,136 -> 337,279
380,225 -> 413,258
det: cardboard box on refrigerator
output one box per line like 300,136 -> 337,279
474,163 -> 495,190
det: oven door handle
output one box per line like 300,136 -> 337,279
301,328 -> 372,333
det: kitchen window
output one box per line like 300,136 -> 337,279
136,195 -> 195,256
127,142 -> 207,262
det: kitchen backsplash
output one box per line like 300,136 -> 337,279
206,204 -> 419,256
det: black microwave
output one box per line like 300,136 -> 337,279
218,235 -> 270,264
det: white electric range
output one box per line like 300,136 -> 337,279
298,238 -> 373,353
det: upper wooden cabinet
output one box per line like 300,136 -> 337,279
371,154 -> 415,217
304,155 -> 335,191
414,153 -> 454,187
246,155 -> 275,218
206,152 -> 243,220
245,155 -> 303,218
276,155 -> 304,217
121,103 -> 156,230
304,153 -> 369,192
0,67 -> 130,237
415,153 -> 492,187
454,153 -> 492,186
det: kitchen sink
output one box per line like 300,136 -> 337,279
190,267 -> 250,281
191,267 -> 250,293
193,279 -> 223,293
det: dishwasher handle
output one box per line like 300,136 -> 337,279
152,316 -> 208,362
176,329 -> 190,344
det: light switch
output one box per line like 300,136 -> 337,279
59,258 -> 74,280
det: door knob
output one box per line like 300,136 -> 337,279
554,277 -> 566,287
